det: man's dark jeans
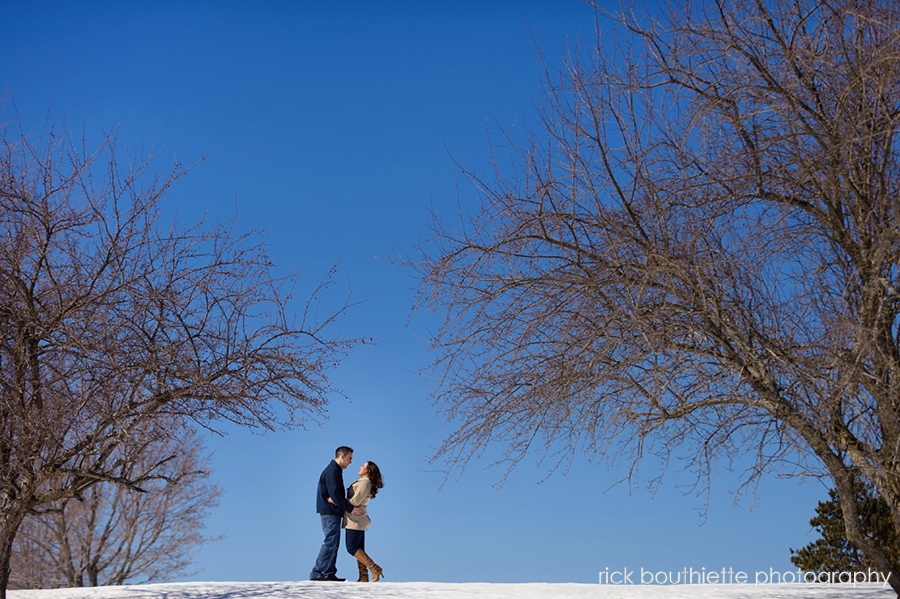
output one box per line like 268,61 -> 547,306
310,514 -> 342,580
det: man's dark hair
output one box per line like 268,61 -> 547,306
335,446 -> 353,458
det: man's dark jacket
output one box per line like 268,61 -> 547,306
316,460 -> 355,516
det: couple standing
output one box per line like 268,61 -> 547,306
310,446 -> 385,582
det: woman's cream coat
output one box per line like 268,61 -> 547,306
343,476 -> 372,531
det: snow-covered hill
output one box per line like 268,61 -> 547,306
7,581 -> 898,599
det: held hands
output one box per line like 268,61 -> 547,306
327,496 -> 364,516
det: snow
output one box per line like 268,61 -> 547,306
7,581 -> 898,599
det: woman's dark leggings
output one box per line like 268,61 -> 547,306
346,529 -> 366,555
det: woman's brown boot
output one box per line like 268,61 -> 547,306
353,549 -> 383,582
356,559 -> 369,582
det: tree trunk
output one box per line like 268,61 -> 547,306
0,491 -> 27,599
833,470 -> 900,596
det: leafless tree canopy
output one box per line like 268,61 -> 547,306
0,119 -> 361,597
416,0 -> 900,591
9,422 -> 220,588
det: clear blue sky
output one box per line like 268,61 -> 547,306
3,0 -> 827,584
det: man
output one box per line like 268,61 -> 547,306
310,446 -> 363,581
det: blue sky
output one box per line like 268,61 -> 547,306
3,0 -> 828,584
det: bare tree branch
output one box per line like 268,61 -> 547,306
414,0 -> 900,592
10,422 -> 221,588
0,115 -> 365,597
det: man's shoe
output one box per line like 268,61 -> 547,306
323,574 -> 346,582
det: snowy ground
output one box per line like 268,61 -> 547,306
7,581 -> 899,599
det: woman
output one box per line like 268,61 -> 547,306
343,461 -> 385,582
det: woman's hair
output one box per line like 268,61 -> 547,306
365,461 -> 384,499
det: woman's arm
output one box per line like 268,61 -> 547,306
348,479 -> 371,507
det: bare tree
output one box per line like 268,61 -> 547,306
9,420 -> 220,588
0,118 -> 362,598
416,0 -> 900,592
